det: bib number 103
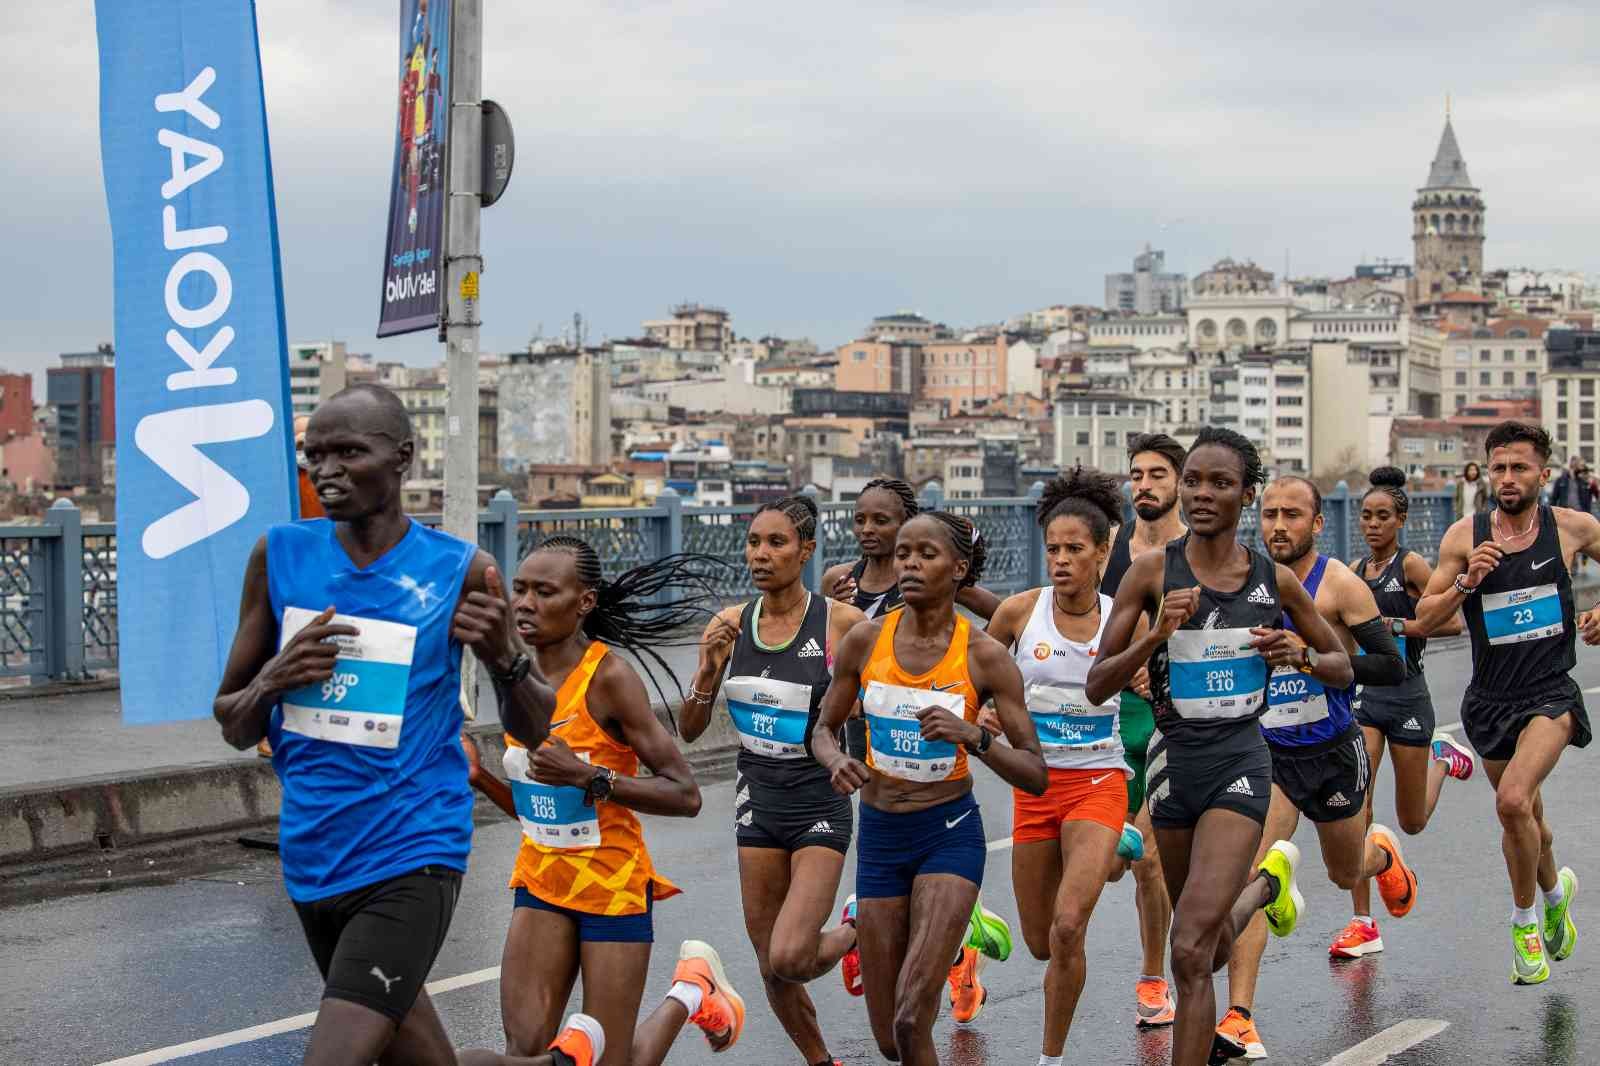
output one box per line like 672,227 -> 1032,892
1205,668 -> 1236,694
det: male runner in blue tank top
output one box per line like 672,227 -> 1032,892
1213,476 -> 1411,1062
1416,421 -> 1597,986
214,384 -> 560,1066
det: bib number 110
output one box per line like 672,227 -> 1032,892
1205,669 -> 1236,694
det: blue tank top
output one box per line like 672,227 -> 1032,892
266,518 -> 476,902
1260,554 -> 1355,748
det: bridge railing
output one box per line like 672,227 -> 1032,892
3,482 -> 1461,685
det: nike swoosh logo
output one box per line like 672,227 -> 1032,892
931,681 -> 962,692
550,716 -> 575,730
945,809 -> 974,830
1090,772 -> 1114,786
1532,557 -> 1556,570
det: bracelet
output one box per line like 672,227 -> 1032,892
686,686 -> 715,704
1453,574 -> 1479,596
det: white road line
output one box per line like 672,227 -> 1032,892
1321,1018 -> 1449,1065
1584,685 -> 1600,694
986,835 -> 1013,852
91,967 -> 503,1066
1436,720 -> 1460,733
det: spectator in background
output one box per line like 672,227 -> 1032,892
1550,456 -> 1599,572
1455,461 -> 1488,519
260,418 -> 326,758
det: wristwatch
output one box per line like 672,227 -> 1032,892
583,766 -> 616,807
1298,645 -> 1320,673
490,651 -> 532,687
965,726 -> 993,756
1388,618 -> 1406,638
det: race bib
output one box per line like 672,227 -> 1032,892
1026,683 -> 1120,757
1483,584 -> 1564,646
502,744 -> 601,851
1167,628 -> 1266,720
279,606 -> 415,750
863,681 -> 964,783
1261,667 -> 1330,730
725,676 -> 812,759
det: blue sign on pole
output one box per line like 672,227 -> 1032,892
94,0 -> 296,724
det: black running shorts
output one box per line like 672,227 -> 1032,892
1461,675 -> 1593,763
293,866 -> 461,1022
1269,726 -> 1369,824
1146,723 -> 1272,830
1354,673 -> 1435,748
734,762 -> 853,855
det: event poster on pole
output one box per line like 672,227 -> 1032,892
377,0 -> 453,337
93,0 -> 297,723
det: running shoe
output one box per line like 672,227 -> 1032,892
839,894 -> 864,996
672,940 -> 746,1051
1135,976 -> 1176,1027
965,898 -> 1013,962
1370,825 -> 1419,918
1259,840 -> 1304,938
947,945 -> 987,1024
547,1013 -> 605,1066
1329,917 -> 1384,958
1511,920 -> 1550,985
1431,732 -> 1475,780
1543,867 -> 1579,962
1212,1007 -> 1266,1061
1118,822 -> 1146,862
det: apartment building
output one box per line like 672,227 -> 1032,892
834,339 -> 918,393
1422,317 -> 1550,415
1212,350 -> 1311,474
1540,329 -> 1600,464
918,335 -> 1009,413
1086,315 -> 1187,352
394,379 -> 499,478
1052,385 -> 1160,471
288,341 -> 349,418
642,303 -> 733,353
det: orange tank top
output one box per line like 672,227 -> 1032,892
859,611 -> 981,784
503,643 -> 678,915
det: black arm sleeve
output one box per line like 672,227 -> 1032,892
1347,617 -> 1405,687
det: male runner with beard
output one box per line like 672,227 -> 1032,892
1099,433 -> 1186,1027
1416,421 -> 1596,985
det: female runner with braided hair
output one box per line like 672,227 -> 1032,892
981,466 -> 1135,1066
681,494 -> 868,1066
813,511 -> 1047,1065
458,538 -> 746,1066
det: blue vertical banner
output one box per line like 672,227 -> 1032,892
94,0 -> 297,724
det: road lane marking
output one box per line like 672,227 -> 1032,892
1321,1018 -> 1449,1065
987,835 -> 1013,851
1436,720 -> 1460,732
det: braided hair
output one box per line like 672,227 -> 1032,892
754,493 -> 818,541
1364,466 -> 1409,519
1036,464 -> 1122,545
534,536 -> 732,727
919,512 -> 988,589
860,477 -> 920,519
1188,426 -> 1266,488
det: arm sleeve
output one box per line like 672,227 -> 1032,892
1347,617 -> 1405,687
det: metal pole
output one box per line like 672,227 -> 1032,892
444,0 -> 483,715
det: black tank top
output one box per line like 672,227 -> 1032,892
849,557 -> 904,619
724,593 -> 835,786
1100,520 -> 1135,597
1463,507 -> 1576,694
1359,549 -> 1425,678
1148,535 -> 1281,744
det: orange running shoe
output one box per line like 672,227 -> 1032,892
547,1012 -> 604,1066
947,945 -> 987,1024
1329,916 -> 1384,958
673,940 -> 746,1052
839,895 -> 864,996
1213,1007 -> 1266,1060
1370,825 -> 1419,918
1135,976 -> 1176,1027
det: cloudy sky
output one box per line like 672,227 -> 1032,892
5,1 -> 1597,382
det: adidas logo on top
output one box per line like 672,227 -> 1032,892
797,637 -> 825,659
1384,577 -> 1404,592
1225,776 -> 1255,797
1326,791 -> 1351,808
1246,583 -> 1275,607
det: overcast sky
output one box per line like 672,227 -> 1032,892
4,1 -> 1597,383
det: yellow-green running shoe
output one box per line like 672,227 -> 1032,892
1512,920 -> 1550,985
1260,840 -> 1305,939
1543,867 -> 1579,963
965,898 -> 1012,962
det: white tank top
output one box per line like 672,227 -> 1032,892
1012,588 -> 1128,773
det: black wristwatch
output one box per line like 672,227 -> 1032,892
584,766 -> 616,807
490,651 -> 532,687
965,726 -> 993,756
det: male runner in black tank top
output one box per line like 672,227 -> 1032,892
1417,421 -> 1598,986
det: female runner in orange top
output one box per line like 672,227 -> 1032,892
812,512 -> 1047,1066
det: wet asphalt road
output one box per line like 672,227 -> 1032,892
4,639 -> 1599,1066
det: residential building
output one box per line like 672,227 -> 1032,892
0,432 -> 53,492
287,341 -> 349,417
1448,399 -> 1539,462
1052,385 -> 1160,470
580,471 -> 648,509
1211,349 -> 1312,474
1006,337 -> 1044,396
47,345 -> 115,490
394,379 -> 498,479
835,339 -> 918,393
793,388 -> 910,436
642,303 -> 732,353
1086,315 -> 1188,352
919,335 -> 1009,413
755,358 -> 836,389
639,377 -> 790,415
609,341 -> 722,385
499,346 -> 611,470
1389,418 -> 1466,481
524,463 -> 606,507
0,372 -> 34,440
1541,330 -> 1600,464
1105,245 -> 1186,314
1426,317 -> 1549,415
1409,114 -> 1485,305
862,312 -> 951,344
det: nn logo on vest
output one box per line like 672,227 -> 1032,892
139,67 -> 276,559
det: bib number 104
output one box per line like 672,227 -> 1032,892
1205,668 -> 1236,694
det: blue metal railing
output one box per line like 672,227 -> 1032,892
1,483 -> 1462,685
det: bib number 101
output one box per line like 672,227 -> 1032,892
1205,669 -> 1236,694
